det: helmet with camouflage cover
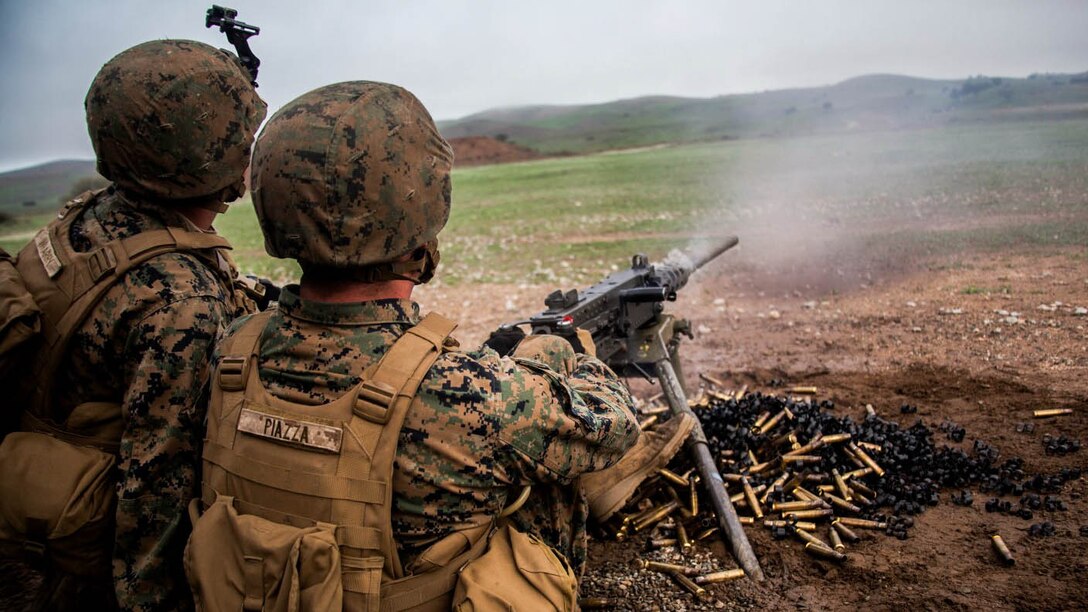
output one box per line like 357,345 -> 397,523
85,40 -> 267,204
251,81 -> 453,284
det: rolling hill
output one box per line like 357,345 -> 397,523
438,72 -> 1088,154
0,159 -> 98,215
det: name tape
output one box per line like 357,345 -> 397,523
237,408 -> 343,453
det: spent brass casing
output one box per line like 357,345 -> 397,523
689,477 -> 699,517
638,415 -> 660,430
824,493 -> 862,514
772,500 -> 822,512
850,490 -> 873,507
633,501 -> 679,532
820,433 -> 852,445
636,559 -> 700,576
790,386 -> 818,395
694,569 -> 746,585
839,442 -> 866,466
847,443 -> 885,477
783,473 -> 806,493
782,508 -> 834,520
738,516 -> 755,525
817,484 -> 835,493
657,467 -> 690,487
836,517 -> 887,530
858,441 -> 883,453
1033,408 -> 1073,418
763,519 -> 816,531
699,372 -> 727,388
793,527 -> 830,549
865,404 -> 876,417
721,473 -> 744,483
748,461 -> 775,475
741,477 -> 764,519
677,523 -> 693,554
831,519 -> 861,543
828,526 -> 845,552
734,384 -> 748,399
753,411 -> 771,430
641,405 -> 671,416
832,469 -> 852,501
747,449 -> 760,466
992,535 -> 1015,566
780,455 -> 822,466
707,390 -> 733,402
785,436 -> 825,457
771,431 -> 799,448
795,487 -> 832,509
757,409 -> 787,434
669,571 -> 709,600
804,542 -> 847,562
649,538 -> 678,549
694,526 -> 719,541
848,479 -> 876,497
844,467 -> 874,480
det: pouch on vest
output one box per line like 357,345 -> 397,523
0,430 -> 116,577
0,247 -> 41,388
185,494 -> 346,612
452,524 -> 577,612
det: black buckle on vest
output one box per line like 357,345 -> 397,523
353,380 -> 396,424
219,356 -> 248,391
87,246 -> 117,282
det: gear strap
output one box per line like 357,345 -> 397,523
20,189 -> 233,425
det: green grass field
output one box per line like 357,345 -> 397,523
4,119 -> 1087,286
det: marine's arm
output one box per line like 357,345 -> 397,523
111,288 -> 231,612
478,335 -> 640,483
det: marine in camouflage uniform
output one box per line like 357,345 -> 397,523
4,40 -> 266,611
230,81 -> 640,581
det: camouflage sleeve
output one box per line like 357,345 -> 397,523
473,335 -> 640,484
112,295 -> 230,612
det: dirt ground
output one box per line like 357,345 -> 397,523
416,245 -> 1088,611
448,136 -> 543,166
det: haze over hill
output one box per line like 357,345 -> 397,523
439,72 -> 1088,154
2,71 -> 1086,213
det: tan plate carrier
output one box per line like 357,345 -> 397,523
195,310 -> 491,612
0,190 -> 236,577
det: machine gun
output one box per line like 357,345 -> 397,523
495,235 -> 764,581
206,5 -> 261,86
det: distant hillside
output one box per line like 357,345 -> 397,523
448,136 -> 543,166
439,72 -> 1088,154
0,159 -> 98,214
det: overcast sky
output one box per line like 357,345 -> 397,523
1,0 -> 1085,172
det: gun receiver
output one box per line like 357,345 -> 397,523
512,234 -> 764,580
528,235 -> 738,375
206,5 -> 261,86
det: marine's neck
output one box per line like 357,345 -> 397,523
299,278 -> 415,303
177,205 -> 218,231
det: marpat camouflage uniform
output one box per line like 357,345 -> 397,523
38,187 -> 253,611
217,286 -> 639,576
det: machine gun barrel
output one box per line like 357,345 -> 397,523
689,235 -> 740,270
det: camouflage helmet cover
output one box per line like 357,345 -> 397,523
251,81 -> 453,271
85,40 -> 267,202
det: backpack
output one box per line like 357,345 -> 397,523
0,189 -> 236,575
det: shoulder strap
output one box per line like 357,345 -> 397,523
346,313 -> 457,581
